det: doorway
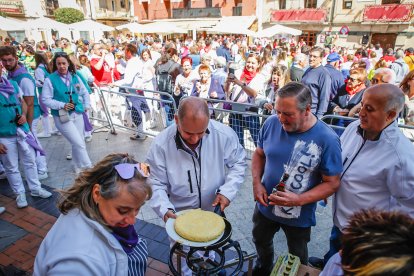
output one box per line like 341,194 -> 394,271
371,33 -> 397,50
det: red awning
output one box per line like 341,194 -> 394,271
270,9 -> 327,23
363,4 -> 413,22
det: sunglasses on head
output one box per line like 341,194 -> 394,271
114,163 -> 150,180
371,78 -> 381,84
54,51 -> 68,58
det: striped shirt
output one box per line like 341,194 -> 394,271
127,238 -> 148,276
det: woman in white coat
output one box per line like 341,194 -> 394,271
41,52 -> 92,172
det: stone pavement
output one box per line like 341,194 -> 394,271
0,129 -> 333,274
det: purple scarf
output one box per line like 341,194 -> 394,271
0,76 -> 15,95
26,133 -> 46,156
8,64 -> 28,79
82,112 -> 93,132
111,224 -> 138,254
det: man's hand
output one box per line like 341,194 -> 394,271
253,182 -> 268,207
212,194 -> 230,212
268,190 -> 302,207
0,143 -> 7,154
163,210 -> 177,222
263,103 -> 273,111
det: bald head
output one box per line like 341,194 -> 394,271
365,84 -> 405,115
177,97 -> 210,122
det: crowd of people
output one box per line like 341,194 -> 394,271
0,33 -> 414,276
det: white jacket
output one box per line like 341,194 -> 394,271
34,209 -> 129,276
146,120 -> 247,218
333,120 -> 414,231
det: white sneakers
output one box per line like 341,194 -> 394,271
0,206 -> 5,214
16,188 -> 52,208
16,193 -> 28,208
37,132 -> 52,138
85,136 -> 92,143
30,188 -> 52,198
38,171 -> 48,180
66,153 -> 72,160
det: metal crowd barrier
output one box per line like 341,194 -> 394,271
321,114 -> 414,142
181,96 -> 270,159
88,85 -> 177,139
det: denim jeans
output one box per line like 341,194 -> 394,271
229,113 -> 259,147
323,225 -> 342,264
252,206 -> 311,274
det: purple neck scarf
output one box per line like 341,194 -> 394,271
7,63 -> 28,79
0,76 -> 15,95
111,224 -> 138,254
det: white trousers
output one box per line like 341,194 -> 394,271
0,136 -> 42,194
53,113 -> 92,170
31,117 -> 48,172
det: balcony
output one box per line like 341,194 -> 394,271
363,4 -> 413,22
270,8 -> 327,23
96,9 -> 130,19
172,7 -> 221,19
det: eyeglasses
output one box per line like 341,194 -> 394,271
371,78 -> 381,84
114,163 -> 150,180
348,77 -> 360,83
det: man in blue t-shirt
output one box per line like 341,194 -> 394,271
251,82 -> 342,275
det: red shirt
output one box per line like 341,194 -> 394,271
382,55 -> 396,63
90,57 -> 113,86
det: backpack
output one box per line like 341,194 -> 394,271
156,62 -> 173,94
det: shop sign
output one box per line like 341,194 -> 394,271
0,0 -> 24,15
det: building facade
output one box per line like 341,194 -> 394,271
262,0 -> 414,50
134,0 -> 256,21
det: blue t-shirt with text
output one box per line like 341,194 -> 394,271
257,115 -> 342,227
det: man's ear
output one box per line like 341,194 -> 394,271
174,114 -> 179,126
387,109 -> 397,123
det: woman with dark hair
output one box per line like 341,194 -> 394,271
41,52 -> 92,172
23,45 -> 36,75
34,51 -> 54,139
155,47 -> 182,126
34,153 -> 152,275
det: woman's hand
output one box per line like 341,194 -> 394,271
195,82 -> 201,94
17,114 -> 27,125
64,103 -> 75,111
210,91 -> 218,98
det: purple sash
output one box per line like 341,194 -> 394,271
82,112 -> 93,132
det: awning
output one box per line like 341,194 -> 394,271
0,16 -> 25,31
363,4 -> 413,22
209,16 -> 256,35
140,21 -> 187,34
69,20 -> 114,32
25,17 -> 69,32
271,9 -> 327,23
254,24 -> 302,37
116,22 -> 147,32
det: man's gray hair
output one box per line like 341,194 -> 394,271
277,82 -> 312,111
374,68 -> 396,84
293,53 -> 306,63
384,85 -> 405,114
214,56 -> 226,68
201,53 -> 212,62
395,49 -> 404,59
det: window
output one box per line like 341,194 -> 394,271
299,31 -> 317,46
184,0 -> 191,8
304,0 -> 317,8
46,0 -> 59,15
279,0 -> 286,9
205,0 -> 212,8
111,0 -> 115,11
120,0 -> 126,9
99,0 -> 108,9
233,6 -> 242,16
343,0 -> 352,9
381,0 -> 400,4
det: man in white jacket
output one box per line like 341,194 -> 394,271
146,97 -> 246,221
146,97 -> 246,275
309,83 -> 414,269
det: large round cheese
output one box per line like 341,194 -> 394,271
174,209 -> 225,242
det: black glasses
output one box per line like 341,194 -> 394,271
371,78 -> 381,84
